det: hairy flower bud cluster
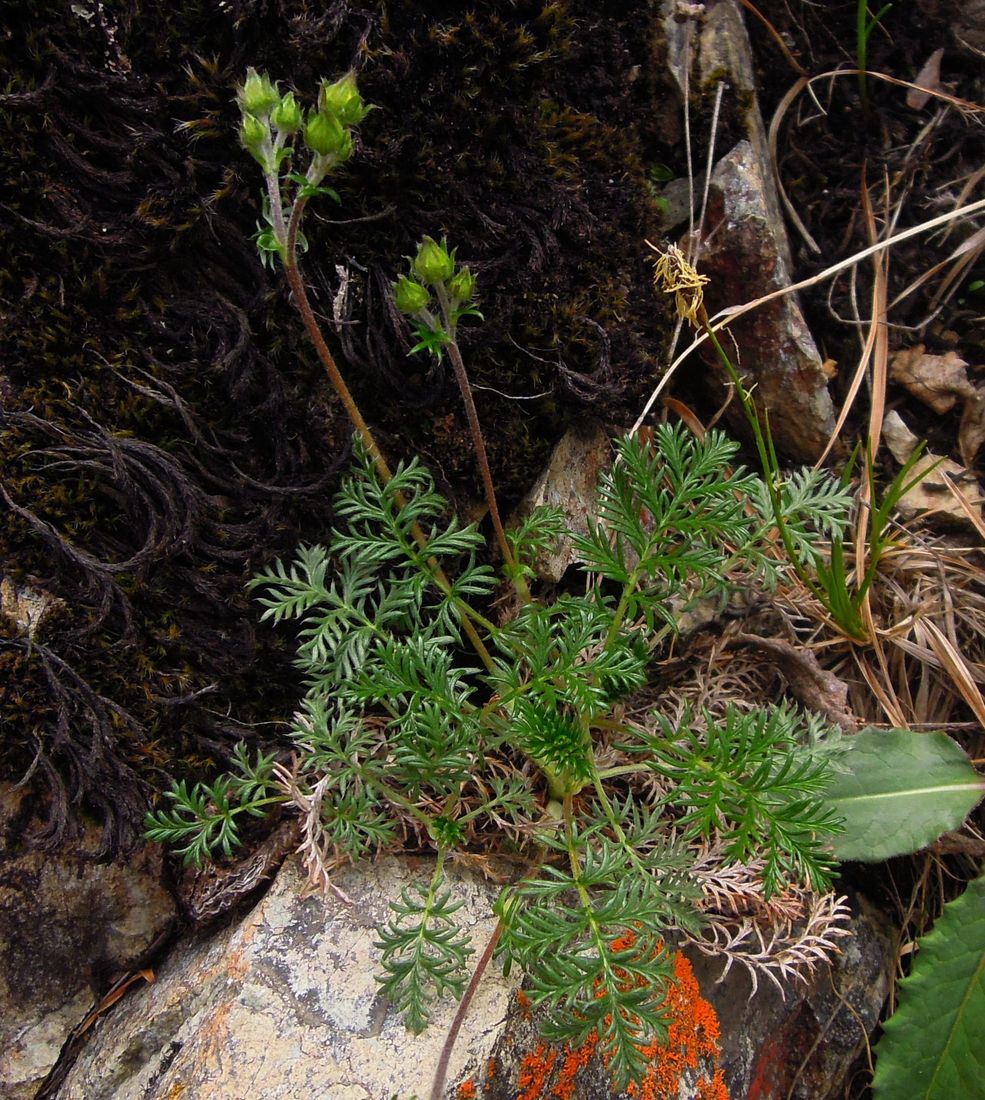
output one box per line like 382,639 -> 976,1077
318,72 -> 372,127
393,274 -> 431,314
271,91 -> 302,135
236,68 -> 370,176
412,236 -> 456,285
240,68 -> 280,117
236,68 -> 281,173
393,236 -> 479,318
304,72 -> 370,163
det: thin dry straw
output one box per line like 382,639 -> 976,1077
631,195 -> 985,439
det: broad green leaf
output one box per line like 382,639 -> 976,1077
873,872 -> 985,1100
823,728 -> 984,861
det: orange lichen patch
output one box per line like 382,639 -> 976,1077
518,1041 -> 559,1100
610,928 -> 639,953
550,1030 -> 599,1100
509,941 -> 727,1100
697,1067 -> 729,1100
625,953 -> 726,1100
516,988 -> 533,1016
487,1055 -> 498,1081
457,1080 -> 478,1100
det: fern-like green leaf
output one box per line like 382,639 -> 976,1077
375,866 -> 473,1033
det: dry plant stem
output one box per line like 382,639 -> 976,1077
279,194 -> 498,670
428,916 -> 505,1100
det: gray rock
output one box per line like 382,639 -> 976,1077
0,785 -> 176,1099
699,139 -> 837,462
511,421 -> 612,583
53,844 -> 893,1100
693,888 -> 895,1100
661,0 -> 836,462
57,854 -> 519,1100
0,576 -> 61,640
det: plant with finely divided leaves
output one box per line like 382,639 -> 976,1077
148,423 -> 855,1088
144,68 -> 977,1097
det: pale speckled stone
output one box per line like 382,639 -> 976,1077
0,576 -> 61,639
57,855 -> 519,1100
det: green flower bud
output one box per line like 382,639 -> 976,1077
240,113 -> 271,168
412,236 -> 456,285
393,275 -> 431,314
318,72 -> 370,126
447,266 -> 476,302
271,91 -> 302,134
304,110 -> 349,157
239,68 -> 280,118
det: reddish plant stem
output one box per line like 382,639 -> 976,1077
435,285 -> 529,605
428,917 -> 505,1100
281,198 -> 498,672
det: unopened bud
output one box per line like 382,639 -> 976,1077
393,275 -> 430,314
271,91 -> 302,134
318,72 -> 370,126
412,236 -> 455,285
240,114 -> 271,168
239,68 -> 280,118
304,110 -> 349,157
447,266 -> 476,302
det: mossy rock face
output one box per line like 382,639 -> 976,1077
0,0 -> 679,857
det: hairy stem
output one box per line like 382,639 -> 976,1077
434,284 -> 530,604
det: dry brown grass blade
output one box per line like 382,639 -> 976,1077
856,648 -> 908,727
695,196 -> 985,353
635,193 -> 985,436
919,618 -> 985,727
888,225 -> 985,316
767,66 -> 984,262
951,164 -> 985,223
737,0 -> 808,76
76,969 -> 156,1037
861,174 -> 890,456
768,75 -> 820,255
925,225 -> 985,317
942,468 -> 985,542
849,175 -> 891,628
825,68 -> 985,116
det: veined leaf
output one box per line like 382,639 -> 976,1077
873,872 -> 985,1100
823,728 -> 985,861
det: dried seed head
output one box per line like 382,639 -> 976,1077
650,242 -> 710,327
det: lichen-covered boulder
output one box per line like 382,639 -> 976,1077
57,855 -> 517,1100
